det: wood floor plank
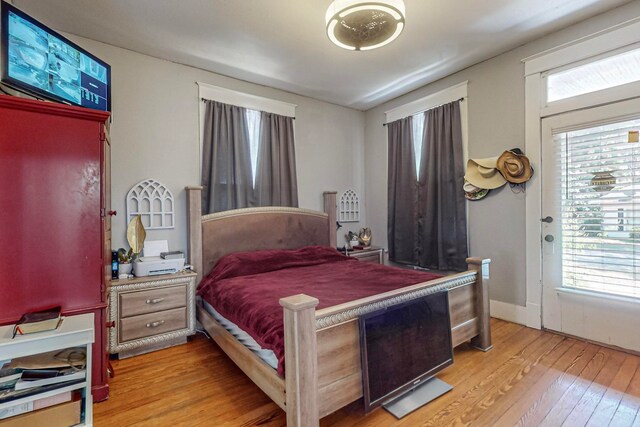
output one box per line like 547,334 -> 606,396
561,349 -> 626,426
608,358 -> 640,427
452,335 -> 574,427
416,332 -> 562,427
93,320 -> 640,427
586,355 -> 638,426
495,340 -> 597,427
538,347 -> 611,427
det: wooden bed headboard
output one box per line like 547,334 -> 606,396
186,187 -> 338,283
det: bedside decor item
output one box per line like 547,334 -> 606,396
347,231 -> 360,247
358,227 -> 372,246
496,149 -> 533,184
339,189 -> 360,222
117,249 -> 134,276
126,179 -> 174,230
325,0 -> 406,51
127,215 -> 147,255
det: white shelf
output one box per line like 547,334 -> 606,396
0,313 -> 94,426
0,381 -> 88,411
0,314 -> 94,360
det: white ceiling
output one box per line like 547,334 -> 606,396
13,0 -> 633,110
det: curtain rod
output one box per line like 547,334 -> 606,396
200,98 -> 295,119
382,97 -> 465,127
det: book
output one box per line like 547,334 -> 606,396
0,380 -> 83,404
12,307 -> 62,338
0,368 -> 22,390
14,369 -> 85,391
160,250 -> 184,259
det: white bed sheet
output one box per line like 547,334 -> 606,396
201,299 -> 278,370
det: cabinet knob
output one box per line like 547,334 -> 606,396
146,320 -> 165,328
106,321 -> 115,328
145,298 -> 165,305
108,210 -> 117,216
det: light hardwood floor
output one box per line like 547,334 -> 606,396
95,319 -> 640,426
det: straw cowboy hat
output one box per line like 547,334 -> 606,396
464,157 -> 507,190
497,149 -> 533,184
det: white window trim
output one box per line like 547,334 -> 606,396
196,82 -> 297,178
523,18 -> 640,331
384,81 -> 469,162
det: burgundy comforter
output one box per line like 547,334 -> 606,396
197,246 -> 442,375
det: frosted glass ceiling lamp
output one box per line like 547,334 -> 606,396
325,0 -> 406,51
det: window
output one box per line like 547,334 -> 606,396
411,113 -> 425,174
555,117 -> 640,298
547,46 -> 640,103
245,108 -> 261,187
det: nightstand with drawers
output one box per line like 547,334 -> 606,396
346,246 -> 384,264
108,271 -> 197,358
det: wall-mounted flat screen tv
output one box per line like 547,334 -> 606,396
1,2 -> 111,111
359,291 -> 453,412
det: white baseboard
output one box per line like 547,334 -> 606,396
490,300 -> 528,325
526,302 -> 541,330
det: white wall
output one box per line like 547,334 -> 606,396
61,34 -> 366,254
364,1 -> 640,307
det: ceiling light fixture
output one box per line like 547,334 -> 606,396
325,0 -> 406,51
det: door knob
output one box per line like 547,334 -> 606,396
541,216 -> 553,223
544,235 -> 554,242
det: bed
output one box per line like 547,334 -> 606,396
186,188 -> 491,427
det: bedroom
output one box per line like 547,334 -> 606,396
0,0 -> 639,426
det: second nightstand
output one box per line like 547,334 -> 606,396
108,271 -> 197,358
346,246 -> 384,264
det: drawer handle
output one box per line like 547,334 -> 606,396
146,320 -> 165,328
145,298 -> 165,304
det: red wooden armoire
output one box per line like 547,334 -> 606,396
0,94 -> 112,401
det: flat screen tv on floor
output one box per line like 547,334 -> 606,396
0,1 -> 111,111
359,291 -> 453,412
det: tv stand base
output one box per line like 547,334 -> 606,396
383,377 -> 453,419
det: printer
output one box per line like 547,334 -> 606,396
133,255 -> 185,277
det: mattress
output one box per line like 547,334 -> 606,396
201,298 -> 278,370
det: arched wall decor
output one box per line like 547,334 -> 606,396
338,189 -> 360,222
126,179 -> 175,229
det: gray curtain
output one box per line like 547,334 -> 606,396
387,116 -> 418,264
201,100 -> 253,214
387,101 -> 468,271
419,101 -> 468,271
255,112 -> 298,207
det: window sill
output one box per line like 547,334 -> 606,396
555,286 -> 640,305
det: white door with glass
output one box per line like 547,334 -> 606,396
542,98 -> 640,351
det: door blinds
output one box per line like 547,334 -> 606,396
555,117 -> 640,298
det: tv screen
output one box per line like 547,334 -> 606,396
359,291 -> 453,411
1,2 -> 110,111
